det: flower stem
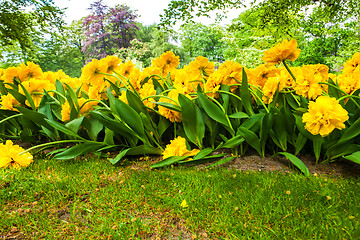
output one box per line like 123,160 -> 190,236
282,60 -> 296,81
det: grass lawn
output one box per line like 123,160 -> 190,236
0,156 -> 359,239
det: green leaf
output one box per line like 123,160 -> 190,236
285,93 -> 300,109
260,113 -> 273,151
116,99 -> 146,140
82,116 -> 104,141
197,92 -> 229,127
126,90 -> 147,114
240,69 -> 254,116
338,117 -> 360,145
275,152 -> 310,176
65,116 -> 84,134
63,82 -> 79,110
155,102 -> 181,112
90,111 -> 138,146
193,148 -> 213,160
240,113 -> 265,132
151,155 -> 189,168
207,156 -> 236,168
178,94 -> 204,147
45,119 -> 85,140
313,137 -> 324,164
15,106 -> 53,131
18,82 -> 36,110
217,135 -> 244,149
228,112 -> 249,119
343,151 -> 360,164
53,142 -> 104,160
7,89 -> 26,105
179,153 -> 226,164
295,133 -> 307,155
110,145 -> 162,165
238,127 -> 261,155
0,80 -> 8,95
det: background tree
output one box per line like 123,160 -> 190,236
179,23 -> 225,62
35,20 -> 86,77
0,0 -> 64,58
82,0 -> 139,60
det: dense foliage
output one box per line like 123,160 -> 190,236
0,0 -> 63,56
82,0 -> 139,59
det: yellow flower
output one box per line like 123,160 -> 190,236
247,64 -> 279,88
139,80 -> 156,109
262,39 -> 301,66
343,52 -> 360,74
152,51 -> 180,76
78,97 -> 97,115
337,71 -> 360,95
158,89 -> 183,122
262,76 -> 280,104
187,56 -> 215,81
128,68 -> 141,91
0,94 -> 19,111
20,79 -> 55,108
302,96 -> 349,137
101,55 -> 122,74
61,101 -> 71,122
139,66 -> 162,83
0,140 -> 33,169
118,60 -> 135,79
18,62 -> 43,82
162,136 -> 200,159
81,59 -> 107,85
3,66 -> 21,84
294,65 -> 324,100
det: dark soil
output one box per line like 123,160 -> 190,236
218,154 -> 360,178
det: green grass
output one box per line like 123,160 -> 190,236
0,156 -> 359,239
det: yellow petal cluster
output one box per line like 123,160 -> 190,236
0,140 -> 33,169
343,52 -> 360,74
0,94 -> 19,111
158,89 -> 183,122
152,51 -> 180,76
262,39 -> 301,66
162,136 -> 200,159
302,96 -> 348,137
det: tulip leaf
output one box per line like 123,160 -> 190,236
238,127 -> 261,155
275,152 -> 310,176
151,155 -> 189,168
343,151 -> 360,164
197,92 -> 229,127
53,142 -> 105,160
240,69 -> 254,116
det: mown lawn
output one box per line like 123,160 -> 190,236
0,156 -> 359,239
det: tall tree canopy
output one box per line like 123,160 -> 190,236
0,0 -> 63,54
160,0 -> 359,30
82,0 -> 139,59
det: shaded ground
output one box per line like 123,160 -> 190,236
220,154 -> 360,178
135,151 -> 360,178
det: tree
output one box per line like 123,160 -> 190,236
35,20 -> 86,77
82,0 -> 139,59
180,23 -> 225,62
0,0 -> 64,56
160,0 -> 360,33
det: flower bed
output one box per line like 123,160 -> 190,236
1,39 -> 360,174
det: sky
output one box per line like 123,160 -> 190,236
53,0 -> 246,27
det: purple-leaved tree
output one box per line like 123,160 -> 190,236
82,0 -> 139,60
